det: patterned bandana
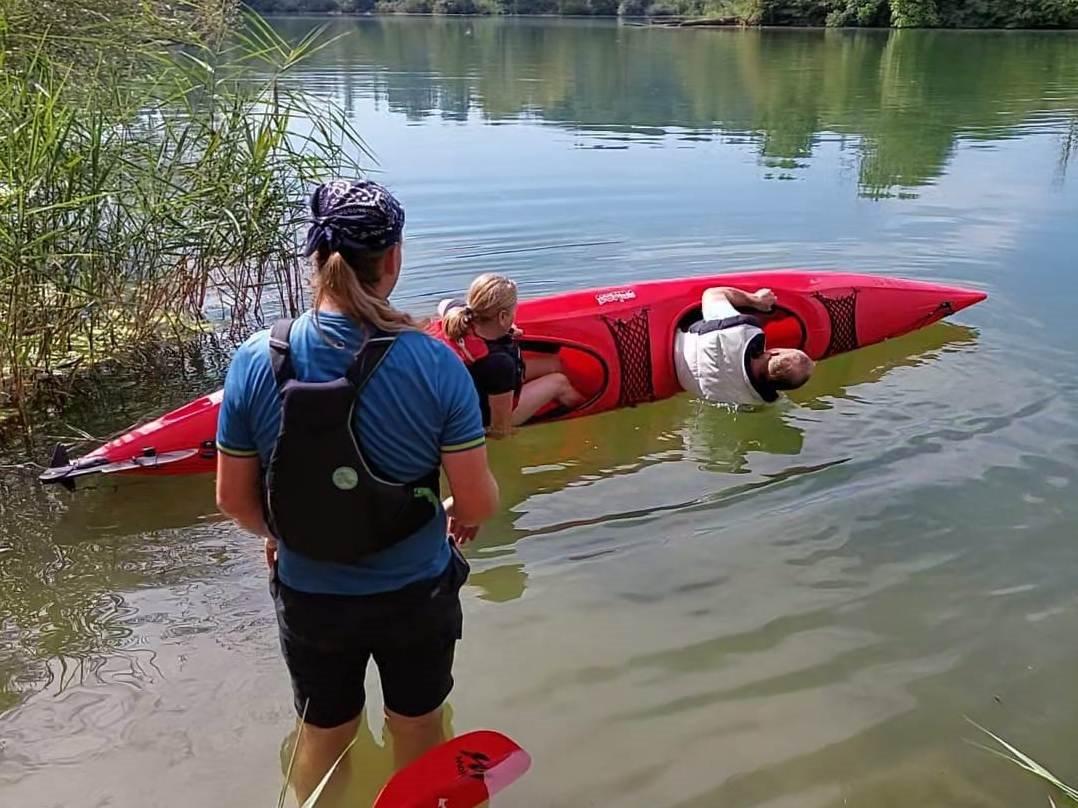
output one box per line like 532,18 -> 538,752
303,179 -> 405,257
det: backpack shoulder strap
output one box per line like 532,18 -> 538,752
268,318 -> 296,386
345,333 -> 397,392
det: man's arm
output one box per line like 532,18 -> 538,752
704,287 -> 776,313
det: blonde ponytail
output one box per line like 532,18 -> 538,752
442,304 -> 476,342
443,273 -> 518,341
312,248 -> 421,333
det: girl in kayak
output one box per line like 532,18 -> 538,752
214,179 -> 499,805
437,273 -> 585,437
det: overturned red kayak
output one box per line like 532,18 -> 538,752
39,270 -> 986,486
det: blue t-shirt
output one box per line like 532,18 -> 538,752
216,310 -> 485,596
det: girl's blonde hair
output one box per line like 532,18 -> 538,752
442,273 -> 518,341
311,246 -> 418,333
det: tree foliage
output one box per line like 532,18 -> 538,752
890,0 -> 939,26
246,0 -> 1078,26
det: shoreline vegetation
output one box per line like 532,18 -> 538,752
247,1 -> 1078,28
0,0 -> 363,446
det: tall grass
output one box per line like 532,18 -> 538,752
0,0 -> 366,444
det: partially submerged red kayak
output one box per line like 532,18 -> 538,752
40,269 -> 986,486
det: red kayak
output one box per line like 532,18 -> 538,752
39,270 -> 986,486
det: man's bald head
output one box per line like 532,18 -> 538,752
765,349 -> 815,391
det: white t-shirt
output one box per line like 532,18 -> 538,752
674,294 -> 775,406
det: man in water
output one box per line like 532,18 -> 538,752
675,286 -> 815,406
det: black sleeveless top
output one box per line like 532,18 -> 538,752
467,335 -> 525,426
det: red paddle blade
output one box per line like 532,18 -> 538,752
373,730 -> 530,808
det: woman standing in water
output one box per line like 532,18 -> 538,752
214,180 -> 499,804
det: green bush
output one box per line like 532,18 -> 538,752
939,0 -> 1078,28
646,0 -> 680,14
890,0 -> 938,26
390,0 -> 434,11
433,0 -> 481,11
826,0 -> 890,25
558,0 -> 591,13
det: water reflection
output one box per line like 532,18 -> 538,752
0,322 -> 977,709
277,18 -> 1078,198
2,16 -> 1076,807
0,473 -> 225,710
469,322 -> 978,602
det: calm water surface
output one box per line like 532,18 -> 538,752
2,17 -> 1078,807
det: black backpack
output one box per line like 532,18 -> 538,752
263,318 -> 441,565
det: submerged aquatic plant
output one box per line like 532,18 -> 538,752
0,0 -> 366,444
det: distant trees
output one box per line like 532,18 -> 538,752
751,0 -> 1078,27
246,0 -> 1078,27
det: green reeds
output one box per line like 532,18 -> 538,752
0,1 -> 365,443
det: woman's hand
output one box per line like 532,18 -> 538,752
443,496 -> 480,545
264,536 -> 278,569
449,520 -> 480,545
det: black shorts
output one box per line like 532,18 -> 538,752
270,544 -> 469,729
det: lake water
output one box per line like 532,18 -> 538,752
3,16 -> 1078,807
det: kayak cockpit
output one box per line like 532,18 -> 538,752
519,339 -> 609,424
